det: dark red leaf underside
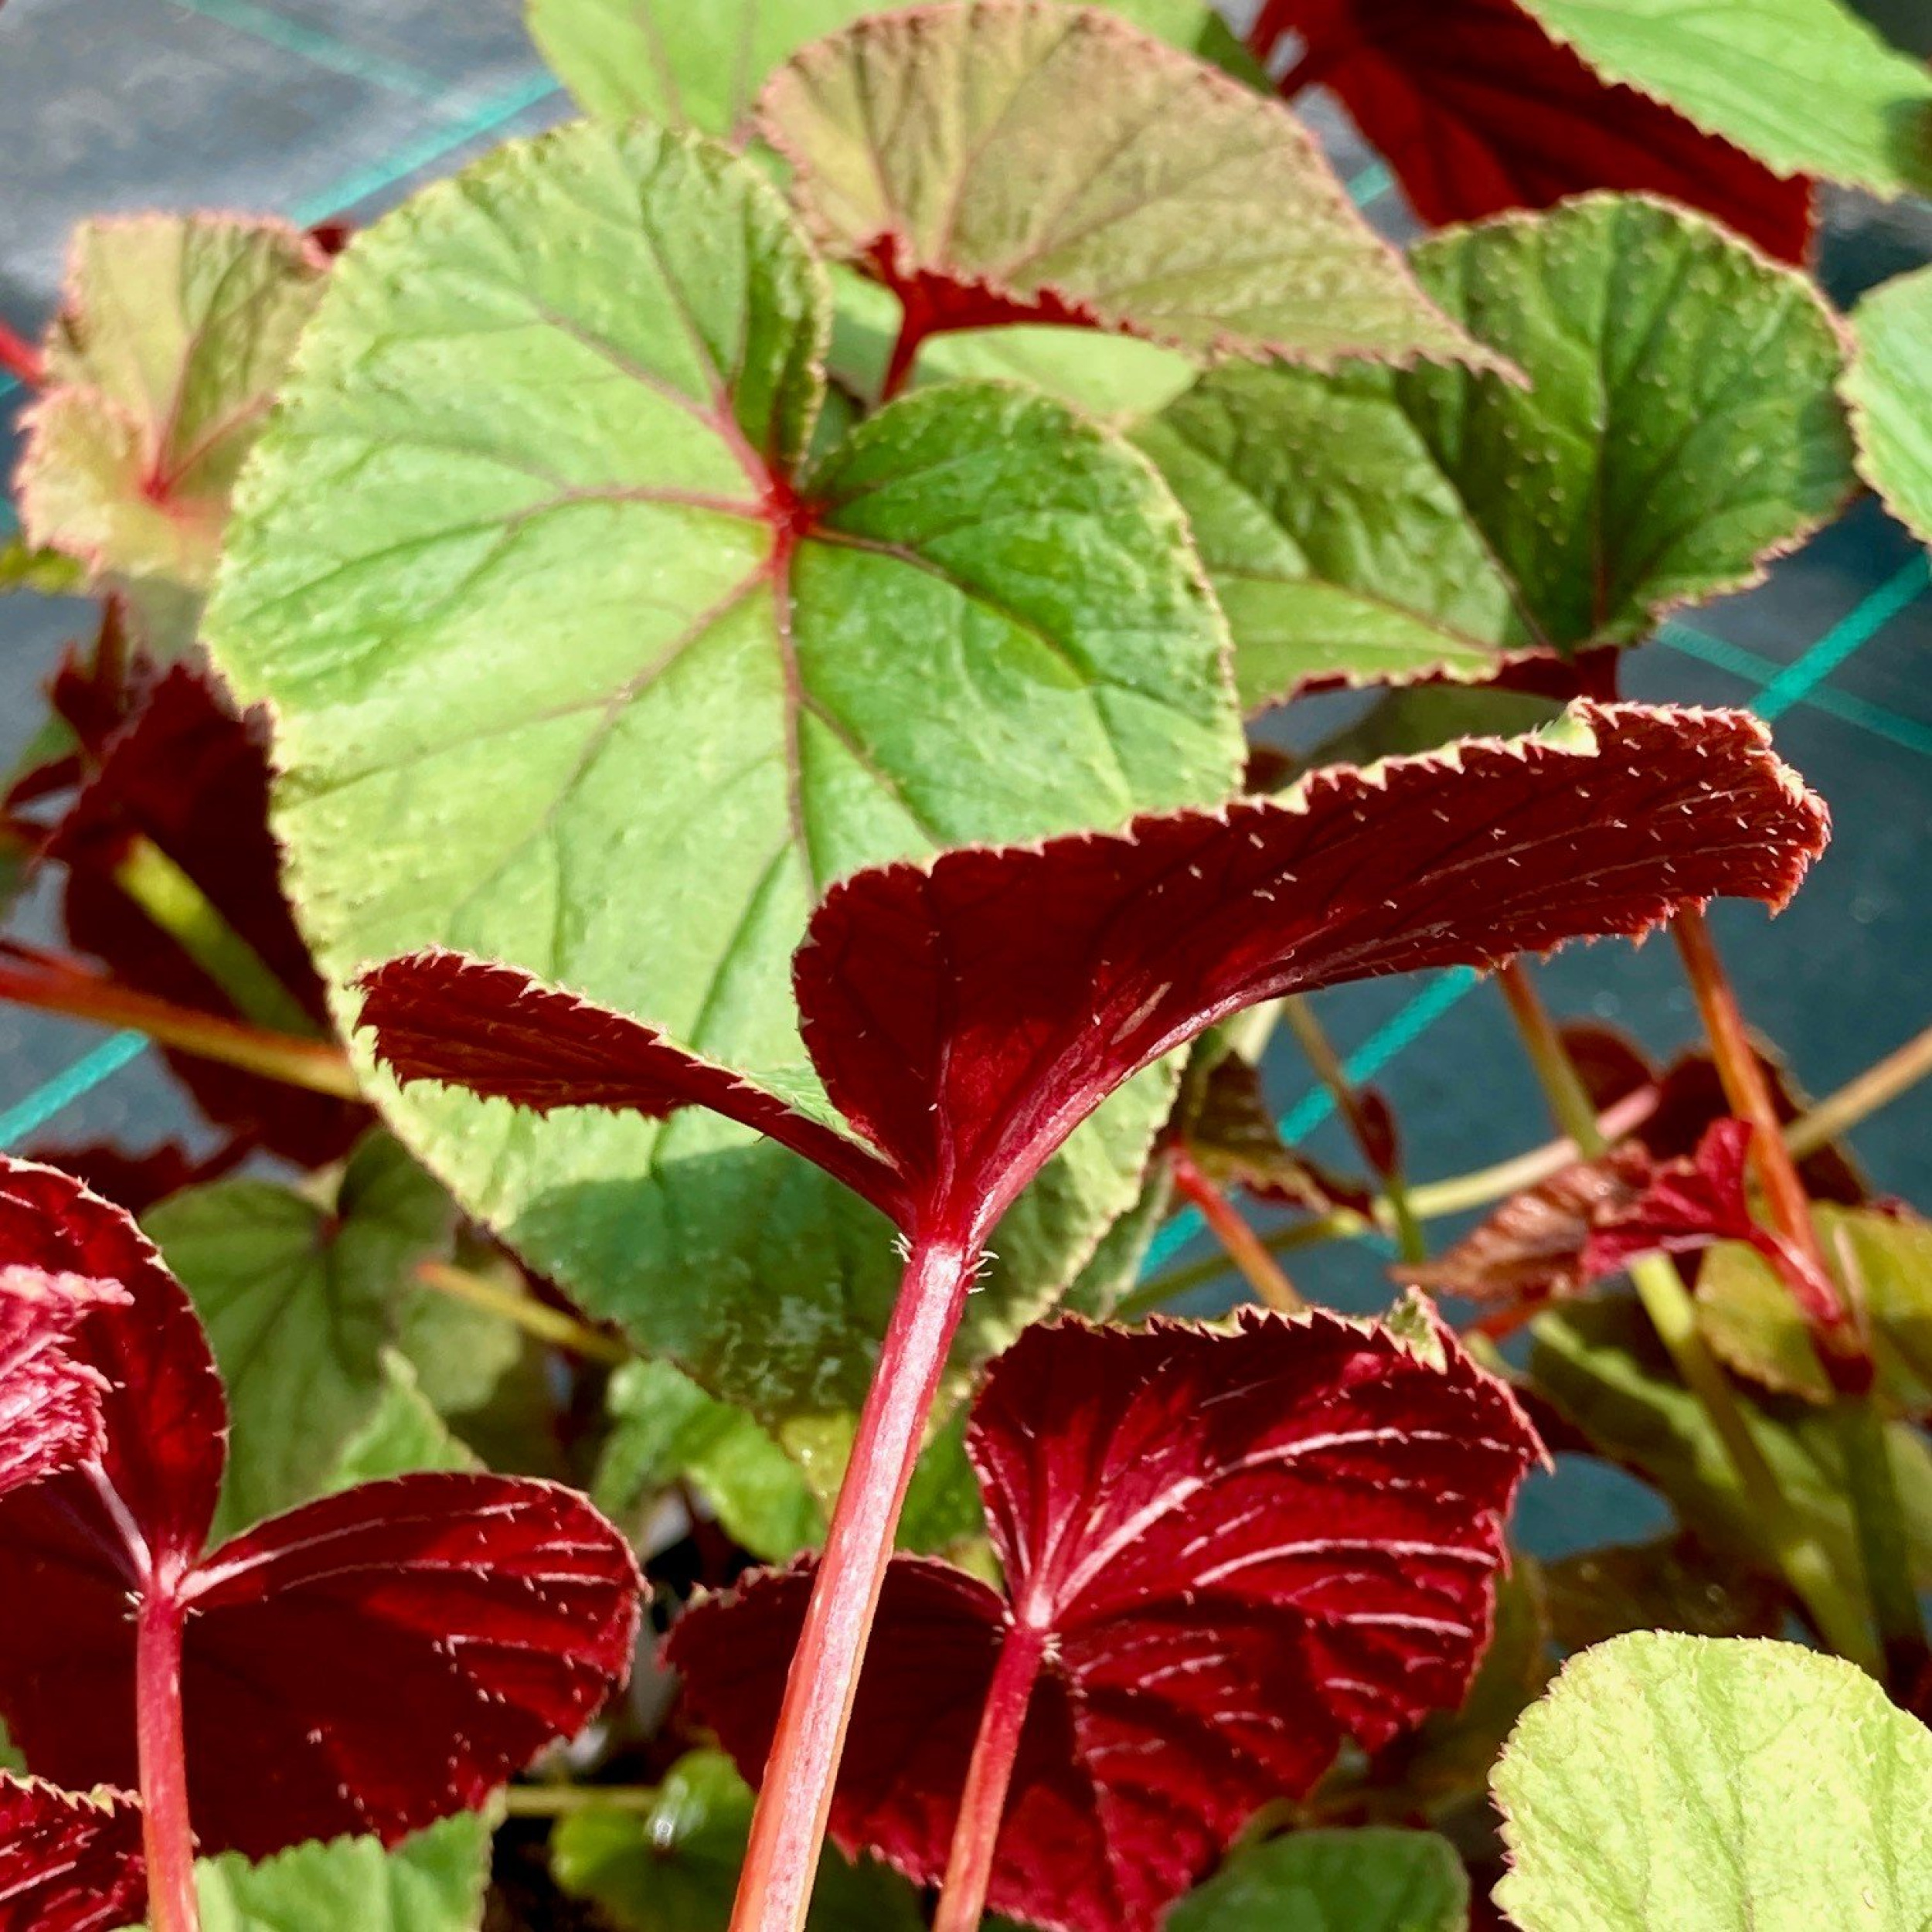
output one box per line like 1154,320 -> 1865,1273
1399,1145 -> 1654,1307
0,1265 -> 126,1502
362,706 -> 1825,1252
52,664 -> 366,1165
670,1309 -> 1543,1932
1248,0 -> 1812,262
794,704 -> 1826,1236
0,1159 -> 642,1859
1582,1117 -> 1838,1322
0,1776 -> 145,1932
0,1158 -> 226,1564
356,949 -> 902,1219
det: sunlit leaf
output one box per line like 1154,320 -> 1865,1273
206,117 -> 1241,1449
1494,1633 -> 1932,1930
761,0 -> 1492,369
17,216 -> 326,597
1138,195 -> 1854,706
1845,263 -> 1932,547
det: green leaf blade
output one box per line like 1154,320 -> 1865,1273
1495,1633 -> 1932,1931
1846,263 -> 1932,548
1167,1828 -> 1470,1932
206,119 -> 1240,1448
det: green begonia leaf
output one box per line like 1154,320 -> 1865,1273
1697,1204 -> 1932,1413
18,215 -> 327,597
1518,0 -> 1932,199
327,1351 -> 481,1489
526,0 -> 1258,134
1845,264 -> 1932,548
205,122 -> 1240,1453
1167,1828 -> 1469,1932
191,1814 -> 490,1932
1138,194 -> 1854,708
144,1130 -> 456,1537
549,1750 -> 922,1930
1540,1534 -> 1785,1651
597,1358 -> 825,1560
1494,1633 -> 1932,1931
761,1 -> 1492,369
1530,1297 -> 1932,1588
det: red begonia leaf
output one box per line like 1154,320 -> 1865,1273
49,664 -> 367,1165
0,1158 -> 642,1859
19,1138 -> 250,1217
668,1308 -> 1543,1932
0,1266 -> 127,1502
794,704 -> 1825,1237
0,1158 -> 226,1565
0,1776 -> 145,1932
1399,1145 -> 1655,1308
363,704 -> 1828,1250
1582,1117 -> 1839,1325
1247,0 -> 1812,262
355,950 -> 902,1220
1179,1053 -> 1373,1217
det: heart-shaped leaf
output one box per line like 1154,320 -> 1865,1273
1165,1827 -> 1469,1932
1516,0 -> 1932,199
1136,194 -> 1855,706
361,702 -> 1828,1257
144,1130 -> 457,1536
0,1775 -> 145,1932
0,1158 -> 640,1862
0,1266 -> 125,1502
759,0 -> 1492,371
1493,1633 -> 1932,1930
1246,0 -> 1811,260
204,117 -> 1242,1447
667,1308 -> 1541,1932
526,0 -> 1253,134
1845,263 -> 1932,547
549,1750 -> 923,1931
17,216 -> 327,602
1697,1203 -> 1932,1412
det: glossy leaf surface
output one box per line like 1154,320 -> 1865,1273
17,216 -> 326,595
1247,0 -> 1810,259
0,1776 -> 144,1932
206,117 -> 1240,1444
1138,196 -> 1854,705
761,1 -> 1489,368
669,1308 -> 1541,1931
1495,1634 -> 1932,1930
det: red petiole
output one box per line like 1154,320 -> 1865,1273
133,1579 -> 198,1932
